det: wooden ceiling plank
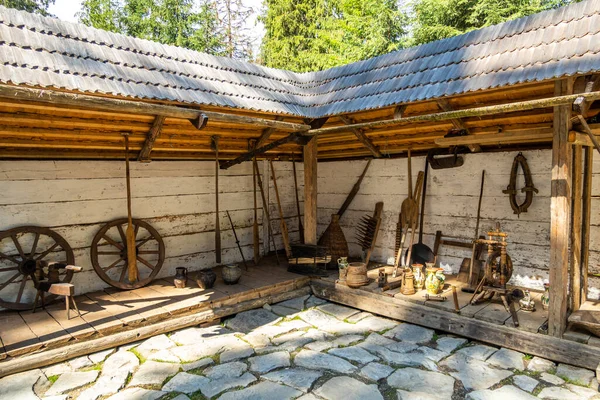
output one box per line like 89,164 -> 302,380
338,115 -> 382,158
138,116 -> 166,162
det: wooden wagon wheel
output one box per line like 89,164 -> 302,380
0,226 -> 74,310
91,218 -> 165,290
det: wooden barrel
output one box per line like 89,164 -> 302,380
346,262 -> 369,288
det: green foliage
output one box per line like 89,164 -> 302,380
409,0 -> 581,46
260,0 -> 407,72
0,0 -> 54,15
79,0 -> 237,56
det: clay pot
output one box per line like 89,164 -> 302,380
174,267 -> 187,288
346,262 -> 369,288
222,264 -> 242,285
196,269 -> 217,289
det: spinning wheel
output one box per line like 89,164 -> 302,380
91,218 -> 165,290
0,226 -> 74,310
484,250 -> 513,288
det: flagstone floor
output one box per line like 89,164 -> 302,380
1,295 -> 599,400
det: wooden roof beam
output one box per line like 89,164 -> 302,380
254,116 -> 284,148
138,115 -> 166,162
0,84 -> 310,132
435,128 -> 553,146
310,91 -> 600,136
338,115 -> 382,158
436,99 -> 481,153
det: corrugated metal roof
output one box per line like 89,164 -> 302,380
0,0 -> 599,118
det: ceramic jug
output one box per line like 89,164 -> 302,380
174,267 -> 187,288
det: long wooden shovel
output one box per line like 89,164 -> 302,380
292,153 -> 304,243
253,159 -> 280,264
338,159 -> 371,218
211,136 -> 221,264
123,133 -> 138,283
270,160 -> 292,258
252,155 -> 260,265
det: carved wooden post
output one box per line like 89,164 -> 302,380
549,78 -> 573,337
304,137 -> 318,245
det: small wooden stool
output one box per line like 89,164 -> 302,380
33,282 -> 81,320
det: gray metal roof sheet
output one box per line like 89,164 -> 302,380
0,0 -> 599,118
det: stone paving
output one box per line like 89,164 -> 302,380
2,294 -> 599,400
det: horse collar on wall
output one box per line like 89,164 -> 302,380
502,153 -> 538,216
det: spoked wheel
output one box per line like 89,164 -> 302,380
0,226 -> 74,310
484,250 -> 513,288
91,218 -> 165,290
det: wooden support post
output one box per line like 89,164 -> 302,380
339,115 -> 382,158
570,145 -> 583,312
549,78 -> 573,338
304,137 -> 318,245
581,146 -> 593,304
436,99 -> 481,153
138,116 -> 166,162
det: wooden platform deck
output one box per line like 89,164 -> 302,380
0,260 -> 309,367
311,266 -> 600,371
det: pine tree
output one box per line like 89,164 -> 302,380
260,0 -> 407,72
1,0 -> 54,15
215,0 -> 253,59
78,0 -> 122,32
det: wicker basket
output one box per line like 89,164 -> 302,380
318,214 -> 349,269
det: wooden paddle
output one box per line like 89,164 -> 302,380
292,153 -> 304,243
123,133 -> 138,283
252,154 -> 260,264
211,136 -> 221,264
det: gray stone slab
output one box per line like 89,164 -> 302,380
128,361 -> 180,387
204,361 -> 247,380
169,325 -> 231,346
220,342 -> 254,362
135,334 -> 177,359
317,303 -> 360,320
199,372 -> 257,399
486,348 -> 525,370
540,372 -> 565,385
384,323 -> 434,343
148,349 -> 180,363
161,372 -> 209,394
416,346 -> 450,362
272,330 -> 306,345
305,295 -> 328,308
89,349 -> 115,364
181,357 -> 214,372
46,371 -> 99,396
355,316 -> 398,332
328,346 -> 379,364
526,356 -> 555,372
378,348 -> 438,371
396,390 -> 441,400
170,334 -> 246,362
556,363 -> 595,386
512,375 -> 538,392
249,351 -> 290,373
538,386 -> 583,400
275,295 -> 309,310
243,332 -> 271,348
263,368 -> 322,392
171,395 -> 189,400
466,385 -> 537,400
271,305 -> 298,316
440,354 -> 512,391
78,373 -> 128,400
455,345 -> 497,361
388,367 -> 455,400
219,381 -> 302,400
105,387 -> 164,400
435,336 -> 468,353
315,376 -> 384,400
347,311 -> 373,323
360,362 -> 394,381
225,309 -> 281,333
42,363 -> 72,377
565,384 -> 600,399
0,369 -> 44,400
68,356 -> 93,371
294,349 -> 357,374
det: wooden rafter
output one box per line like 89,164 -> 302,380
255,116 -> 284,149
573,75 -> 600,117
436,99 -> 481,152
0,84 -> 310,132
338,115 -> 382,158
138,116 -> 166,162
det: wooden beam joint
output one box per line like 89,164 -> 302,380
436,99 -> 481,153
339,115 -> 382,158
138,115 -> 166,162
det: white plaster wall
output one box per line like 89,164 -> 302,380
0,160 -> 299,303
317,150 -> 600,298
